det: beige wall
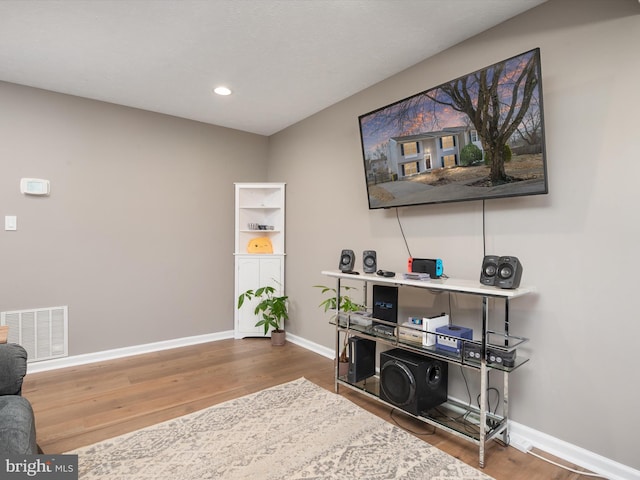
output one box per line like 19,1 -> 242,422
0,82 -> 268,354
269,0 -> 640,470
1,0 -> 638,471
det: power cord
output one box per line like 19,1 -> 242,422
389,408 -> 436,436
395,207 -> 412,258
482,199 -> 486,257
476,387 -> 500,429
524,450 -> 610,479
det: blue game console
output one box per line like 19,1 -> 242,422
435,325 -> 473,355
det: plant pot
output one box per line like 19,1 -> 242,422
271,330 -> 286,346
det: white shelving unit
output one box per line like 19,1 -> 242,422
321,269 -> 535,468
234,183 -> 285,338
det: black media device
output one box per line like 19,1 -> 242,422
408,257 -> 443,278
463,341 -> 517,368
372,285 -> 398,336
376,270 -> 395,277
347,337 -> 376,383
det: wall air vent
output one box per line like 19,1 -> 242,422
1,306 -> 68,362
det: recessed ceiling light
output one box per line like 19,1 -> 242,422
213,86 -> 232,96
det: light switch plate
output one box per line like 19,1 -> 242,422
5,215 -> 17,231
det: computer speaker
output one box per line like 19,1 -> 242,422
362,250 -> 377,273
339,249 -> 355,272
479,255 -> 500,286
495,256 -> 523,289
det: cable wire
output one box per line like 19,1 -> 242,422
526,450 -> 610,479
395,208 -> 412,258
389,408 -> 436,436
482,199 -> 486,257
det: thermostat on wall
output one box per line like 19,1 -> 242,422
20,178 -> 50,196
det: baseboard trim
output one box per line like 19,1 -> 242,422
26,331 -> 235,374
286,332 -> 334,359
509,421 -> 639,480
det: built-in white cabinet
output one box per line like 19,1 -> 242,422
234,183 -> 285,338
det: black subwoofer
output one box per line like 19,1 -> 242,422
379,348 -> 448,416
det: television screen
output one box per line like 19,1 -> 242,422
358,48 -> 548,209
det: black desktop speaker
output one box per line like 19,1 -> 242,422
379,348 -> 448,416
495,256 -> 523,289
339,249 -> 355,272
347,337 -> 376,383
362,250 -> 377,273
480,255 -> 500,286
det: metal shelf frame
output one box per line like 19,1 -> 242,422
322,270 -> 535,468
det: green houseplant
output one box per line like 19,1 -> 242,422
314,285 -> 365,373
237,286 -> 289,346
315,285 -> 364,318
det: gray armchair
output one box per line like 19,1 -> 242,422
0,343 -> 38,455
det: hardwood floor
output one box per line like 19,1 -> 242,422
23,339 -> 590,479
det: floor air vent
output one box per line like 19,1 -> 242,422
1,306 -> 68,362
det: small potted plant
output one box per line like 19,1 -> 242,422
314,284 -> 365,375
237,286 -> 288,346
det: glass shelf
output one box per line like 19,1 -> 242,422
337,375 -> 508,444
238,205 -> 281,209
333,312 -> 530,373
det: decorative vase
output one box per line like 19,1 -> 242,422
271,330 -> 286,346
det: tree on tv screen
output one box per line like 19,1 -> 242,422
424,51 -> 540,184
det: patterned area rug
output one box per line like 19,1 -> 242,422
69,378 -> 494,479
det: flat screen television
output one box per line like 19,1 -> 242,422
358,48 -> 548,210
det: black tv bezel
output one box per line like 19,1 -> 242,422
358,48 -> 548,210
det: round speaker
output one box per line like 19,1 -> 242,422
425,364 -> 443,388
480,255 -> 500,286
338,249 -> 355,272
484,263 -> 497,277
380,359 -> 416,407
498,264 -> 513,279
362,250 -> 377,273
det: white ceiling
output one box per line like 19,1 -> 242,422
0,0 -> 546,136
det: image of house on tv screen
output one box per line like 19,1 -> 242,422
358,48 -> 548,209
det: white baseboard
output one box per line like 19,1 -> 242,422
26,330 -> 235,374
509,421 -> 639,480
24,331 -> 639,479
286,332 -> 334,359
